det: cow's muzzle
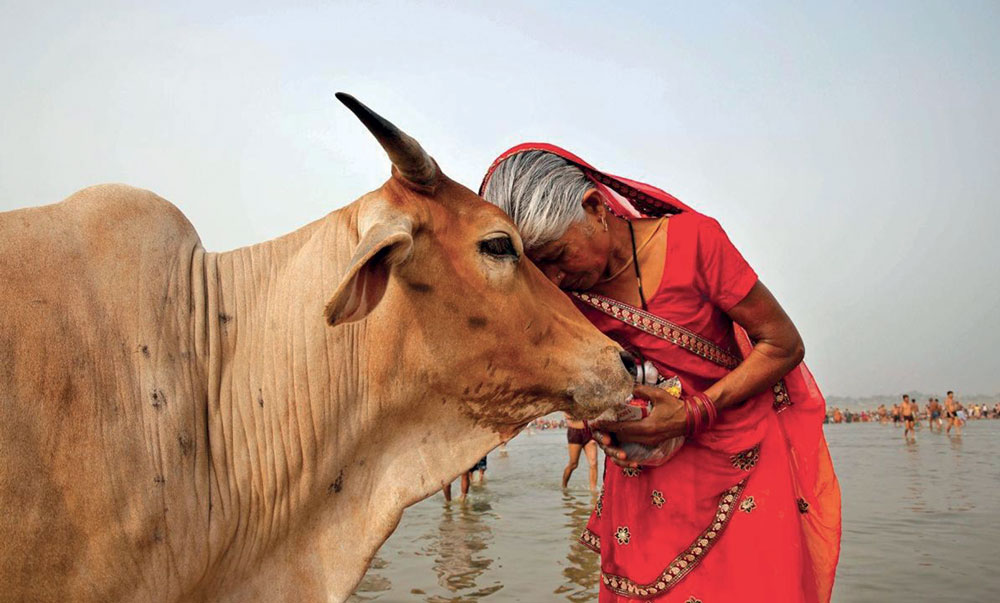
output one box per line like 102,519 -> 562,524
568,346 -> 635,420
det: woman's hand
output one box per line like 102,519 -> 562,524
590,430 -> 633,467
590,384 -> 687,465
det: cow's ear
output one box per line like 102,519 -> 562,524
325,217 -> 414,327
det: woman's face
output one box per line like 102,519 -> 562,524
527,192 -> 612,291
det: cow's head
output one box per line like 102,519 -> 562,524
326,93 -> 633,438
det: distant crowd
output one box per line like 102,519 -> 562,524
526,397 -> 1000,433
827,393 -> 999,425
527,417 -> 568,430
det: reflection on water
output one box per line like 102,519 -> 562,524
350,432 -> 604,602
556,491 -> 601,602
429,502 -> 501,599
353,556 -> 391,598
352,494 -> 501,602
353,423 -> 1000,602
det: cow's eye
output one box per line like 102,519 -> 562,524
479,235 -> 519,260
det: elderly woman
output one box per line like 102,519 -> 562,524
480,144 -> 841,602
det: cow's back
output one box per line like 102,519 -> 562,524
0,185 -> 211,601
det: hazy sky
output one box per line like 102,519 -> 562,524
2,1 -> 997,397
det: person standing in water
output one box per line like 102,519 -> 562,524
442,456 -> 488,502
900,395 -> 916,441
955,402 -> 968,427
928,397 -> 942,432
562,412 -> 600,491
945,391 -> 962,436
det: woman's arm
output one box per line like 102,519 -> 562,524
704,280 -> 804,408
593,281 -> 803,455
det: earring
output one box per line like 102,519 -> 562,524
600,215 -> 608,232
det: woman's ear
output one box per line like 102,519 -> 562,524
581,189 -> 608,233
581,188 -> 604,215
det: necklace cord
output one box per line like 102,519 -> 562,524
599,218 -> 665,284
627,221 -> 649,310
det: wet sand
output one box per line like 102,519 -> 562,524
352,421 -> 1000,602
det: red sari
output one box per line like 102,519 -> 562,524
481,145 -> 841,602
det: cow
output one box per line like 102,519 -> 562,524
0,94 -> 634,602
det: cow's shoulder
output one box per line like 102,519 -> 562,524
60,183 -> 201,246
1,184 -> 204,299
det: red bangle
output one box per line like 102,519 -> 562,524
683,398 -> 692,437
693,392 -> 713,428
693,397 -> 703,433
700,392 -> 717,429
683,395 -> 695,437
684,397 -> 696,437
690,396 -> 702,436
683,391 -> 718,435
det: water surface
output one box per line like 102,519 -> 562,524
352,421 -> 1000,602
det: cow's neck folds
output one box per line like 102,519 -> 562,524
197,206 -> 509,597
202,213 -> 355,569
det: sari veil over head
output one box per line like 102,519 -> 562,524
480,143 -> 841,602
480,142 -> 693,220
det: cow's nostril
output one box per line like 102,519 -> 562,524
618,350 -> 637,379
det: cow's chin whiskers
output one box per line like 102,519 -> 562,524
461,394 -> 587,441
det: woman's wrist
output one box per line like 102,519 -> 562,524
681,389 -> 718,436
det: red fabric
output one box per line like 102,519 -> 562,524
578,213 -> 840,602
481,144 -> 842,601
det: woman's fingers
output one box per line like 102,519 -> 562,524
633,383 -> 680,405
609,456 -> 639,468
598,424 -> 664,446
620,433 -> 668,446
602,446 -> 639,467
592,430 -> 643,467
633,383 -> 663,399
588,420 -> 608,432
591,431 -> 628,462
594,418 -> 658,438
592,430 -> 612,446
594,439 -> 626,460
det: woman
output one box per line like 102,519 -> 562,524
480,144 -> 841,602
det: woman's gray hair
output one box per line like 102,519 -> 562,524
481,150 -> 592,250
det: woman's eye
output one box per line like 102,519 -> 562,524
479,236 -> 519,259
532,249 -> 564,265
542,250 -> 564,265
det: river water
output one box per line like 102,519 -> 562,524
351,420 -> 1000,602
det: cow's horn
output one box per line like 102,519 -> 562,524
336,92 -> 438,189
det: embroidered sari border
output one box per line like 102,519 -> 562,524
599,480 -> 748,600
772,380 -> 792,412
572,292 -> 793,411
580,528 -> 601,553
572,292 -> 741,370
